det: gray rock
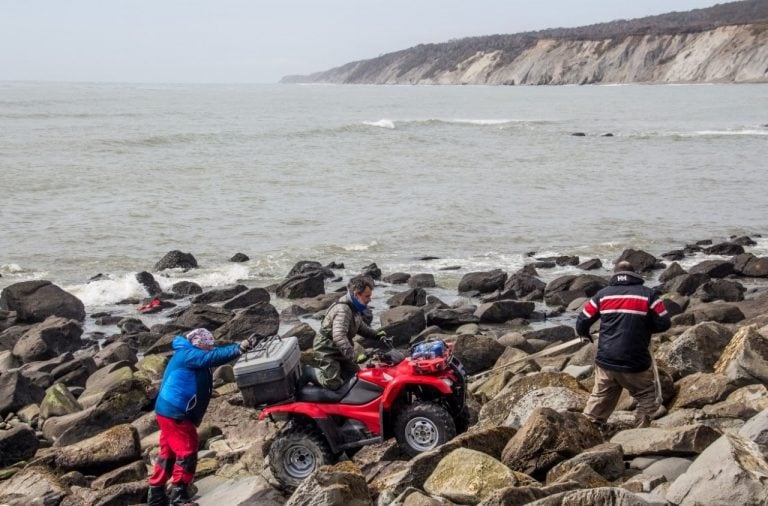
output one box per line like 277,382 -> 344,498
283,322 -> 316,351
230,252 -> 250,262
90,460 -> 146,489
118,317 -> 149,334
503,272 -> 546,301
523,325 -> 575,342
135,271 -> 162,296
387,288 -> 427,308
40,382 -> 82,419
528,487 -> 653,505
453,334 -> 506,375
0,280 -> 85,323
379,306 -> 426,346
477,482 -> 580,506
563,364 -> 594,379
361,263 -> 382,280
577,258 -> 602,270
285,461 -> 371,505
37,424 -> 140,474
214,302 -> 280,341
425,308 -> 479,329
287,261 -> 335,279
195,475 -> 285,506
659,262 -> 686,282
382,272 -> 411,284
642,457 -> 692,482
276,271 -> 326,299
0,370 -> 46,418
474,300 -> 534,323
154,250 -> 198,270
93,341 -> 137,368
666,432 -> 768,505
692,303 -> 745,324
714,324 -> 768,383
732,253 -> 768,277
503,386 -> 588,429
610,424 -> 721,456
703,242 -> 744,256
408,273 -> 435,289
171,304 -> 232,331
701,384 -> 768,419
12,316 -> 83,364
694,279 -> 745,302
616,249 -> 658,273
171,280 -> 203,295
546,443 -> 625,482
669,372 -> 739,410
0,466 -> 69,506
688,259 -> 735,278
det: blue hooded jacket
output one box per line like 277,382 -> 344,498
155,336 -> 241,425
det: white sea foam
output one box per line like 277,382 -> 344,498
159,263 -> 252,290
0,263 -> 24,273
67,274 -> 146,307
362,119 -> 396,129
443,118 -> 519,126
341,240 -> 380,252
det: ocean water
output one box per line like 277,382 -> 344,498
2,82 -> 768,328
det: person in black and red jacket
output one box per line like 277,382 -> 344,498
576,261 -> 671,429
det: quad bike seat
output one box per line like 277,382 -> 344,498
297,376 -> 357,403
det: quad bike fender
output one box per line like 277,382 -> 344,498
259,403 -> 329,421
381,375 -> 453,409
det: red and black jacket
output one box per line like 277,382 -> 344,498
576,271 -> 670,373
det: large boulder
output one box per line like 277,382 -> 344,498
662,273 -> 709,296
171,304 -> 232,331
37,424 -> 141,474
616,249 -> 658,273
524,325 -> 576,343
361,263 -> 382,280
379,306 -> 426,347
408,273 -> 435,288
387,288 -> 427,308
276,271 -> 326,299
93,341 -> 137,368
135,271 -> 161,296
213,302 -> 280,341
656,322 -> 733,379
659,262 -> 687,283
732,253 -> 768,278
0,370 -> 46,417
78,365 -> 134,409
666,432 -> 768,505
453,334 -> 506,375
171,280 -> 203,295
703,242 -> 744,256
669,373 -> 739,410
222,287 -> 271,310
40,382 -> 82,419
609,424 -> 721,457
425,308 -> 479,329
501,408 -> 603,479
688,260 -> 735,278
544,275 -> 607,307
192,284 -> 248,304
526,487 -> 654,505
382,272 -> 410,284
479,372 -> 589,427
546,442 -> 625,483
702,384 -> 768,420
458,269 -> 507,294
477,482 -> 581,506
285,460 -> 370,506
503,386 -> 589,429
0,280 -> 85,323
0,466 -> 69,506
424,448 -> 533,504
63,481 -> 149,506
692,303 -> 745,324
283,322 -> 316,351
474,300 -> 534,323
154,250 -> 198,270
503,271 -> 546,301
287,261 -> 335,279
714,325 -> 768,384
0,424 -> 39,467
694,279 -> 745,302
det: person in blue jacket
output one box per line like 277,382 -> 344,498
147,328 -> 250,506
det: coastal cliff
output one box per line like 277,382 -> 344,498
282,1 -> 768,85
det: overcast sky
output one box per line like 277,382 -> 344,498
1,0 -> 727,83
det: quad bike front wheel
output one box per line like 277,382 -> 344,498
267,427 -> 334,491
395,402 -> 457,457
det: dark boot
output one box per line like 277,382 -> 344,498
147,485 -> 169,506
168,484 -> 198,506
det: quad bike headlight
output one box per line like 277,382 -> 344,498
440,378 -> 453,388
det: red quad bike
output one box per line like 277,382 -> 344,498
259,339 -> 468,490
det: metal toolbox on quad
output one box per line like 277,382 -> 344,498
234,335 -> 301,407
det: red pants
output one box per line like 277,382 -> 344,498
148,415 -> 199,486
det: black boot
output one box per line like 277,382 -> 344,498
168,484 -> 198,506
147,485 -> 169,506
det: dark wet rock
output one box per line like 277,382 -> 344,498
408,273 -> 435,288
276,271 -> 325,299
230,252 -> 250,262
287,260 -> 335,279
382,272 -> 411,284
732,253 -> 768,277
0,280 -> 85,323
193,284 -> 248,304
453,334 -> 506,375
326,261 -> 344,269
93,341 -> 138,368
154,250 -> 198,271
51,356 -> 98,389
661,249 -> 685,261
696,239 -> 713,246
571,132 -> 586,136
290,293 -> 342,314
0,324 -> 30,352
616,249 -> 658,273
523,325 -> 575,343
379,306 -> 426,347
214,302 -> 280,342
171,304 -> 232,331
117,317 -> 149,335
501,408 -> 602,479
694,279 -> 745,302
544,274 -> 607,307
361,262 -> 382,280
94,315 -> 122,326
688,259 -> 734,278
704,242 -> 744,256
419,256 -> 440,261
425,307 -> 479,329
12,317 -> 83,364
661,273 -> 709,296
659,262 -> 686,283
0,424 -> 39,467
222,287 -> 270,310
458,269 -> 507,294
171,280 -> 203,295
387,288 -> 427,307
0,371 -> 46,417
439,265 -> 462,271
577,258 -> 602,270
692,303 -> 745,324
504,272 -> 546,301
135,271 -> 161,296
474,300 -> 534,323
534,261 -> 557,269
283,322 -> 315,351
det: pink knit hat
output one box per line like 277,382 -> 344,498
186,328 -> 215,347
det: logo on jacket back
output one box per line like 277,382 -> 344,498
617,275 -> 628,282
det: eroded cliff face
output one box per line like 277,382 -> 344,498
287,24 -> 768,85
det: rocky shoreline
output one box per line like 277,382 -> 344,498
2,237 -> 768,505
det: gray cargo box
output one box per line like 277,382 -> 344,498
234,336 -> 301,407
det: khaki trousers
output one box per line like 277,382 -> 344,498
584,365 -> 659,425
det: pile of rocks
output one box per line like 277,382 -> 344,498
2,240 -> 768,505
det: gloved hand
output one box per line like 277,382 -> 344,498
579,334 -> 594,344
239,339 -> 252,353
377,330 -> 392,345
356,352 -> 369,363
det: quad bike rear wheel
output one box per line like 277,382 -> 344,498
268,427 -> 334,491
395,402 -> 457,457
